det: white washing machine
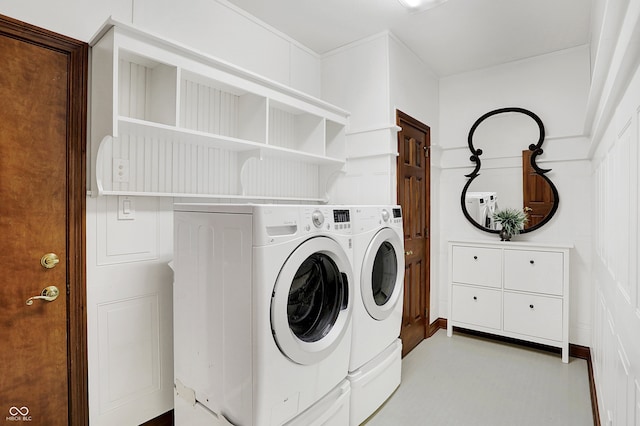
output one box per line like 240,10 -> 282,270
465,192 -> 492,228
173,204 -> 355,426
347,206 -> 404,425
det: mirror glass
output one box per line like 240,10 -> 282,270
461,108 -> 558,234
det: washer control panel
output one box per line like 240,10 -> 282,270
303,206 -> 351,234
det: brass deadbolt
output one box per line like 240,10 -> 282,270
41,253 -> 60,269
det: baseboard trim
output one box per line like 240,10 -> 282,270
571,345 -> 600,426
434,319 -> 600,426
140,409 -> 173,426
428,317 -> 447,337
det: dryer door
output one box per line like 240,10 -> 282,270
361,227 -> 404,320
271,236 -> 353,365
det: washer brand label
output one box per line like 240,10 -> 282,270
6,407 -> 32,422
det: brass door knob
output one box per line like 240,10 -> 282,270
26,286 -> 60,305
41,253 -> 59,269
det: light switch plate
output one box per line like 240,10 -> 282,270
117,196 -> 135,220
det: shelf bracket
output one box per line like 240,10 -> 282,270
320,162 -> 348,202
238,149 -> 266,197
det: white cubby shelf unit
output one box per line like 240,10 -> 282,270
90,21 -> 349,201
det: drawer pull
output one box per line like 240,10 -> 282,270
473,296 -> 478,301
473,256 -> 478,260
529,304 -> 534,309
530,260 -> 535,264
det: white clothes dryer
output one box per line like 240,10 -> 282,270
173,204 -> 354,426
349,206 -> 404,371
347,205 -> 404,425
484,192 -> 499,230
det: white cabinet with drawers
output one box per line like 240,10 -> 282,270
447,240 -> 572,363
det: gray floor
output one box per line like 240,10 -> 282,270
366,330 -> 593,426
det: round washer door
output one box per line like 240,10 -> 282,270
271,236 -> 353,365
361,227 -> 404,320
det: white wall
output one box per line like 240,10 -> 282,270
438,45 -> 593,345
588,0 -> 640,424
322,33 -> 394,204
131,0 -> 321,97
322,32 -> 439,205
0,0 -> 320,96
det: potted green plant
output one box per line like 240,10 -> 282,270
492,208 -> 529,241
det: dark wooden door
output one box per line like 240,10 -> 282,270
0,15 -> 87,425
396,110 -> 430,357
522,150 -> 554,228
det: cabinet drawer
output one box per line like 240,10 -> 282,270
452,246 -> 502,288
451,285 -> 502,330
504,250 -> 563,295
503,292 -> 563,341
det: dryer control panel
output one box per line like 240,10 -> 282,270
390,207 -> 403,227
353,206 -> 403,234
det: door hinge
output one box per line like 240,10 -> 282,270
425,307 -> 429,318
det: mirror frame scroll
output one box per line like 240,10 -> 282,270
461,107 -> 559,234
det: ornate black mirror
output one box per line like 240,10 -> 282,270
461,107 -> 559,234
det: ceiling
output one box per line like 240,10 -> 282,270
224,0 -> 592,77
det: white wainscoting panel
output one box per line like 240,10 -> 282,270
88,196 -> 174,426
98,195 -> 160,264
98,294 -> 161,410
591,57 -> 640,426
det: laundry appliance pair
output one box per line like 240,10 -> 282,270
465,191 -> 499,229
172,203 -> 404,426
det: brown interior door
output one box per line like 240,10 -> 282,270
0,15 -> 87,425
522,149 -> 554,228
396,110 -> 430,357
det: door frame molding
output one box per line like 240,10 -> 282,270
0,14 -> 89,425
